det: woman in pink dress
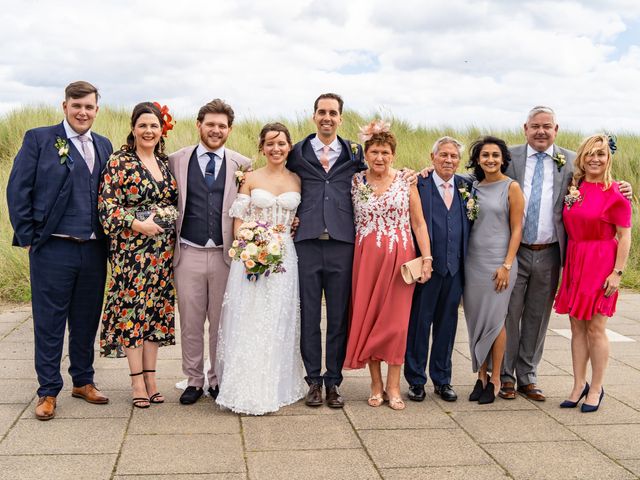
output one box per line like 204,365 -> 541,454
554,134 -> 632,413
344,121 -> 432,411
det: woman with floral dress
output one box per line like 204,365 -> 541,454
99,102 -> 178,408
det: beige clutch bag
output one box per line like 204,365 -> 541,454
401,257 -> 423,284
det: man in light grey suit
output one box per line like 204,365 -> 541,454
499,106 -> 631,401
169,99 -> 251,405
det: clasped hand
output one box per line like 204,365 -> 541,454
134,213 -> 164,237
493,266 -> 510,293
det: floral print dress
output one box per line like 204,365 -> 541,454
98,149 -> 178,356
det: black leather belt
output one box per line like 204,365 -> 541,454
520,242 -> 557,251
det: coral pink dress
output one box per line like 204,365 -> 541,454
344,171 -> 417,368
554,181 -> 632,320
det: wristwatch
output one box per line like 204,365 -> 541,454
614,269 -> 623,276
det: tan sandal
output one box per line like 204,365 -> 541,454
367,393 -> 384,407
387,396 -> 406,411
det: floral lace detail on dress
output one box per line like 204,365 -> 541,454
352,170 -> 412,252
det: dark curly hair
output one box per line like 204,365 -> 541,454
466,135 -> 511,181
124,102 -> 166,156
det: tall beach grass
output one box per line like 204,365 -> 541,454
1,106 -> 638,302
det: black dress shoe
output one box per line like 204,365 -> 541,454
434,384 -> 458,402
208,385 -> 219,400
326,385 -> 344,408
478,382 -> 496,404
180,386 -> 203,405
408,384 -> 426,402
305,383 -> 323,407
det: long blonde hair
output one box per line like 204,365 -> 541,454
572,134 -> 613,190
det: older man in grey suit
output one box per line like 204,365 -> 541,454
169,99 -> 251,405
499,106 -> 632,401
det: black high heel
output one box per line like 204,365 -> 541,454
469,375 -> 490,402
130,372 -> 150,409
143,369 -> 164,404
581,388 -> 604,413
478,381 -> 497,404
560,382 -> 589,408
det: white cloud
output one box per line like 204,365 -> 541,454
0,0 -> 638,133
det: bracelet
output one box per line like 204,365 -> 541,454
502,263 -> 512,271
423,256 -> 433,261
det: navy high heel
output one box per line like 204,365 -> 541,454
560,382 -> 589,408
581,387 -> 604,413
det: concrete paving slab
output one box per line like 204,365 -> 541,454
0,359 -> 36,379
452,410 -> 577,443
0,417 -> 127,454
485,440 -> 636,480
0,309 -> 30,324
242,414 -> 360,451
607,384 -> 640,411
570,424 -> 640,460
116,433 -> 245,475
536,394 -> 640,425
268,399 -> 342,416
359,428 -> 492,468
113,475 -> 246,480
0,324 -> 16,337
0,379 -> 36,404
345,397 -> 456,430
380,465 -> 509,480
0,342 -> 35,360
0,453 -> 116,480
247,449 -> 380,480
619,460 -> 640,477
431,387 -> 538,412
128,401 -> 239,435
0,404 -> 25,438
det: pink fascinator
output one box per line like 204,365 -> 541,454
358,119 -> 392,143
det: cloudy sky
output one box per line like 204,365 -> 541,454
2,0 -> 639,132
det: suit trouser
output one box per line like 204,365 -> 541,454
174,245 -> 228,388
404,270 -> 462,387
29,237 -> 107,397
501,244 -> 561,386
297,239 -> 353,388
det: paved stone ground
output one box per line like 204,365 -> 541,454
0,292 -> 639,480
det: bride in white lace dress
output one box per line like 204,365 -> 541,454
215,123 -> 306,415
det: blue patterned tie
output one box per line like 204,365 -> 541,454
523,152 -> 546,244
205,152 -> 217,190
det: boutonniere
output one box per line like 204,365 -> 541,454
458,184 -> 479,221
55,137 -> 73,166
233,162 -> 252,188
355,179 -> 375,202
564,185 -> 582,210
552,152 -> 566,172
350,142 -> 359,161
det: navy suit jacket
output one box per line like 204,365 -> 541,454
417,174 -> 472,279
7,122 -> 113,250
287,134 -> 366,243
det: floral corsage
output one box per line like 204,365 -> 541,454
234,163 -> 253,188
355,178 -> 376,202
564,185 -> 582,210
552,152 -> 566,172
459,184 -> 479,221
55,137 -> 73,166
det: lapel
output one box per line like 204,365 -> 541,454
178,147 -> 197,214
222,151 -> 238,213
91,134 -> 108,173
512,144 -> 527,186
418,176 -> 434,237
326,136 -> 355,178
551,145 -> 563,204
297,135 -> 326,180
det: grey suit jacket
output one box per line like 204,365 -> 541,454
168,145 -> 251,267
506,143 -> 576,262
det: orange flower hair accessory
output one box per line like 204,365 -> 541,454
358,119 -> 391,143
153,102 -> 175,137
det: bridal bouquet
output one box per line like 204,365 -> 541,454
228,221 -> 286,281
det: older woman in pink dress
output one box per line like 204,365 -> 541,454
554,134 -> 632,412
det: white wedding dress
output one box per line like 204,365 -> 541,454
215,189 -> 306,415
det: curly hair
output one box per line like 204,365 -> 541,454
364,132 -> 397,155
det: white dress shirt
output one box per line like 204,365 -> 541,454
310,135 -> 342,170
63,119 -> 96,165
523,144 -> 557,244
179,143 -> 226,249
432,171 -> 455,203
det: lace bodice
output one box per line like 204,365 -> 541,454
352,171 -> 412,251
229,188 -> 301,229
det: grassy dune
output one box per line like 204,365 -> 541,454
1,106 -> 638,302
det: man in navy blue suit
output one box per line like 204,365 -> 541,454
404,137 -> 471,403
7,81 -> 113,420
287,93 -> 365,408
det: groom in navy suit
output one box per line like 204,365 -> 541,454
287,93 -> 365,408
7,81 -> 112,420
405,137 -> 471,402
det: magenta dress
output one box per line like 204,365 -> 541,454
344,171 -> 416,369
554,182 -> 632,320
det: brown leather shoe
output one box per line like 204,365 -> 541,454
72,384 -> 109,404
305,383 -> 323,407
326,385 -> 344,408
35,396 -> 56,421
498,381 -> 517,400
517,383 -> 545,401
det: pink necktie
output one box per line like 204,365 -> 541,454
78,134 -> 95,173
443,182 -> 453,210
320,145 -> 330,172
